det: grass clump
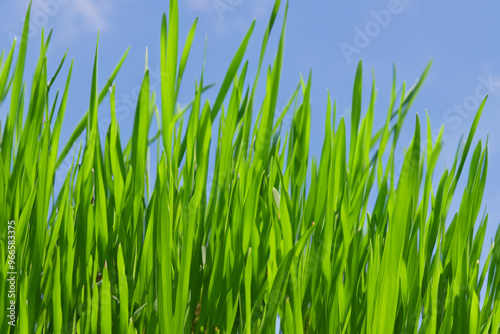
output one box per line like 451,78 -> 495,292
1,1 -> 499,333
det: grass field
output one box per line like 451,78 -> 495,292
1,0 -> 499,333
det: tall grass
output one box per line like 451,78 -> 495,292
1,1 -> 499,333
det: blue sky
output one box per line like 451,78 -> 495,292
1,0 -> 499,282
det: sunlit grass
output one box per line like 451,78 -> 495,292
1,1 -> 499,333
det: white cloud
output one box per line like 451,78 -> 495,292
54,0 -> 114,42
0,0 -> 115,44
70,0 -> 113,31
